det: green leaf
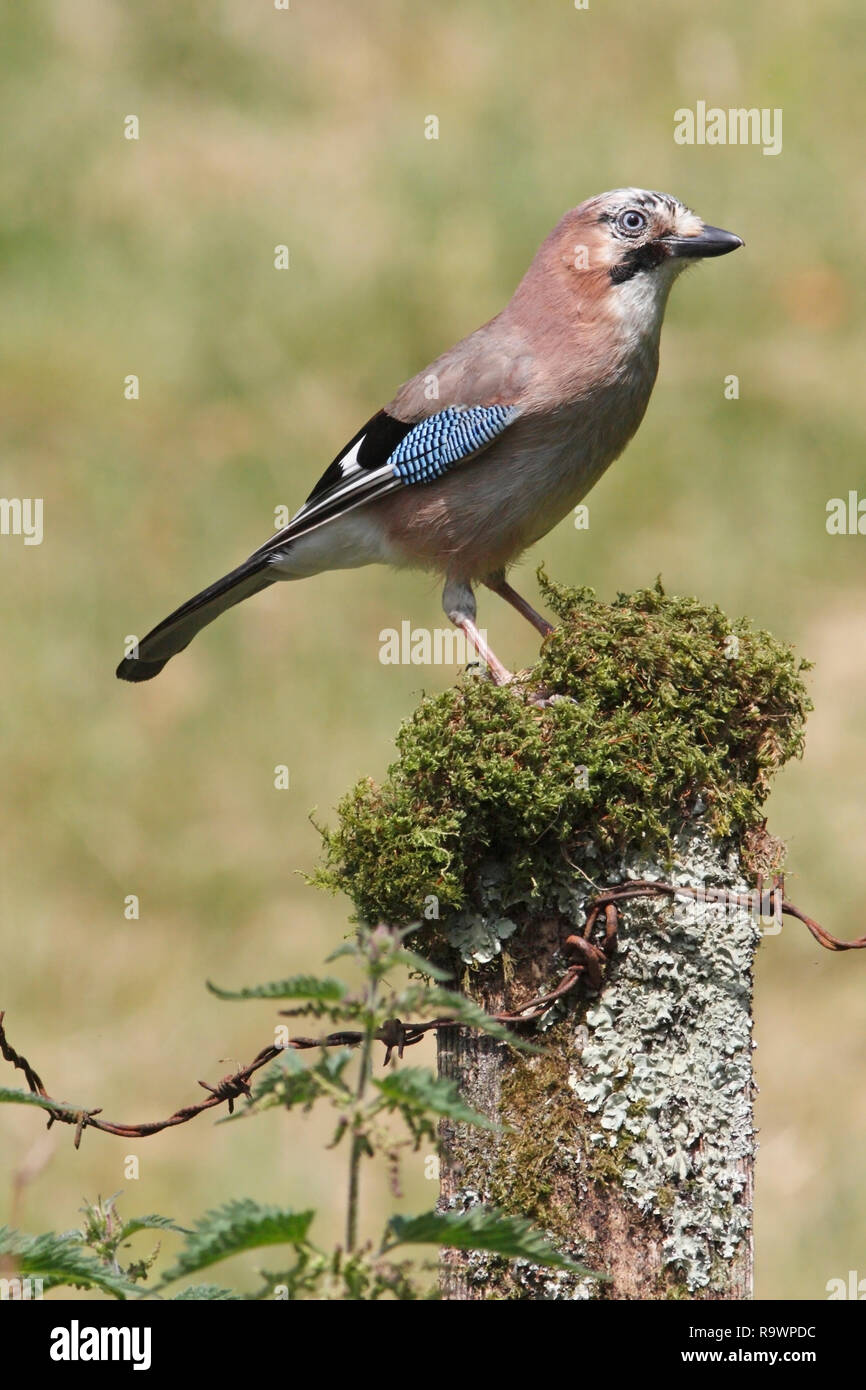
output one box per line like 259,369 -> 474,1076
318,1048 -> 355,1084
391,948 -> 453,982
373,1067 -> 501,1131
385,1209 -> 601,1277
206,975 -> 348,1003
424,989 -> 543,1051
325,931 -> 452,985
157,1201 -> 315,1287
216,1050 -> 322,1122
172,1284 -> 242,1300
119,1214 -> 189,1240
0,1227 -> 141,1299
217,1047 -> 355,1124
0,1087 -> 81,1116
324,941 -> 357,963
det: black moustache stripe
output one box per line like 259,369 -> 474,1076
609,241 -> 669,284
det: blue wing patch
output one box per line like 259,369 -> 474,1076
387,405 -> 520,485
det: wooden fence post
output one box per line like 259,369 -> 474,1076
435,823 -> 758,1299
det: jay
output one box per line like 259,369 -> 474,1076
117,188 -> 742,685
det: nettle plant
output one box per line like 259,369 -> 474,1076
0,925 -> 595,1300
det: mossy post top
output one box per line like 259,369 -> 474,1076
316,574 -> 811,932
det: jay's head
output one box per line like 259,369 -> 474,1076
528,189 -> 743,338
583,188 -> 742,286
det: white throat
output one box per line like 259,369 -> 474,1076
610,261 -> 685,354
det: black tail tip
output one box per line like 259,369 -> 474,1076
116,655 -> 170,683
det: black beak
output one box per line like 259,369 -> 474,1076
663,225 -> 744,259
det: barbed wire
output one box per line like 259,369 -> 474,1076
1,877 -> 862,1148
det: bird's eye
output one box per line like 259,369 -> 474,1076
617,209 -> 647,235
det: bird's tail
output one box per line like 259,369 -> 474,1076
116,557 -> 276,683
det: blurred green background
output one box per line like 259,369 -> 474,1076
1,0 -> 864,1299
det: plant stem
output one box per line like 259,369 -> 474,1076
345,974 -> 377,1253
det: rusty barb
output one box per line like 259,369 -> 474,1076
1,878 -> 863,1149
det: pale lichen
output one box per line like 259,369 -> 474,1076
570,824 -> 759,1290
439,823 -> 759,1293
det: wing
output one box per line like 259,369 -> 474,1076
250,403 -> 521,561
115,404 -> 519,683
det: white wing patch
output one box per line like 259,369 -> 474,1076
339,436 -> 365,477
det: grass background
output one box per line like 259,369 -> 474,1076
1,0 -> 864,1298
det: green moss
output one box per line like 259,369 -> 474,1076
586,1116 -> 641,1185
314,577 -> 811,925
489,1039 -> 579,1237
663,1281 -> 693,1300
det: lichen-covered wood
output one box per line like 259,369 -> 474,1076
436,827 -> 758,1299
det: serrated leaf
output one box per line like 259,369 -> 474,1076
172,1284 -> 242,1300
318,1048 -> 354,1083
119,1214 -> 189,1240
385,1209 -> 601,1276
373,1067 -> 501,1131
0,1227 -> 141,1298
206,975 -> 348,1003
157,1201 -> 315,1287
425,989 -> 543,1051
216,1049 -> 325,1123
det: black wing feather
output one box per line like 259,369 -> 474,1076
304,410 -> 413,505
249,410 -> 414,561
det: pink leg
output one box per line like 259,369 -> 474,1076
453,614 -> 513,685
485,574 -> 554,637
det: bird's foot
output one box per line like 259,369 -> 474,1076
528,690 -> 579,709
461,662 -> 576,708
